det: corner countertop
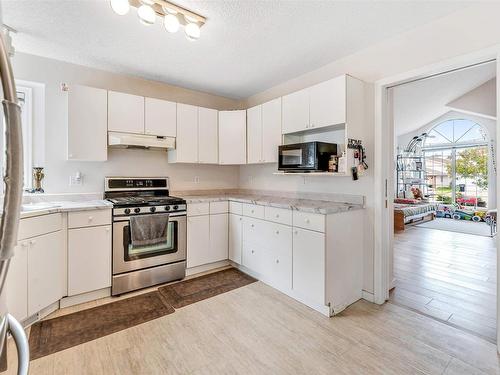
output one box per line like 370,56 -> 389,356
18,200 -> 112,219
178,193 -> 364,215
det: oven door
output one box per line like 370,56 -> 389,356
278,143 -> 315,170
113,212 -> 186,274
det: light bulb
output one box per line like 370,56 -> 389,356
185,22 -> 200,41
137,4 -> 155,25
164,13 -> 180,33
110,0 -> 130,15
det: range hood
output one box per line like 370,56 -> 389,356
108,131 -> 175,150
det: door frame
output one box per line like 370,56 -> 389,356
373,45 -> 500,346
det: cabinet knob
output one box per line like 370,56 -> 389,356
251,224 -> 254,228
294,230 -> 298,235
21,242 -> 28,248
275,230 -> 279,234
276,259 -> 279,264
275,214 -> 279,218
239,217 -> 242,221
105,228 -> 110,233
311,123 -> 315,128
305,218 -> 310,223
88,216 -> 93,221
251,250 -> 255,254
29,240 -> 36,246
251,209 -> 254,213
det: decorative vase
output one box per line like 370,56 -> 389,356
32,167 -> 45,193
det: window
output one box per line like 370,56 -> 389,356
1,86 -> 33,192
423,119 -> 489,207
424,119 -> 487,148
17,86 -> 33,189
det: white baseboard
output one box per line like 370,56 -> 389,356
60,288 -> 111,309
186,260 -> 231,277
361,290 -> 375,303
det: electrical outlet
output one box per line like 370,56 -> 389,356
69,172 -> 83,186
194,176 -> 200,184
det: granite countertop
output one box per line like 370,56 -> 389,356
18,200 -> 112,219
178,193 -> 363,215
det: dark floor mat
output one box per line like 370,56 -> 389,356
158,268 -> 257,308
29,291 -> 174,360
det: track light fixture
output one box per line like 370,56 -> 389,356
110,0 -> 206,41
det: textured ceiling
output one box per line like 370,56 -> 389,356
393,61 -> 496,136
3,1 -> 467,99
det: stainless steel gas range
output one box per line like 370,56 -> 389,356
104,177 -> 186,295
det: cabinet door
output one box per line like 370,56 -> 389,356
261,97 -> 282,163
209,213 -> 228,263
144,97 -> 176,137
282,88 -> 309,134
108,91 -> 145,134
198,107 -> 218,164
228,214 -> 242,264
28,231 -> 65,315
246,105 -> 262,164
67,85 -> 107,161
5,242 -> 28,321
269,246 -> 292,292
309,76 -> 346,129
218,110 -> 247,165
292,227 -> 325,305
187,215 -> 210,268
242,242 -> 265,275
175,103 -> 199,163
68,225 -> 112,296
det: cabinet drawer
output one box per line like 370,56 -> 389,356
187,203 -> 210,217
242,203 -> 265,219
229,201 -> 243,215
68,209 -> 111,229
18,213 -> 62,240
292,211 -> 325,232
210,201 -> 229,214
265,206 -> 292,225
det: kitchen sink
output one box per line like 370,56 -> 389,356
21,202 -> 61,212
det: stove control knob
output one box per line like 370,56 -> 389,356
124,208 -> 131,215
134,207 -> 141,214
150,206 -> 156,213
173,205 -> 179,210
165,206 -> 170,211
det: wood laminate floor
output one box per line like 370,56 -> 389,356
392,225 -> 497,343
4,275 -> 500,374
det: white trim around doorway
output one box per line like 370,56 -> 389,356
373,44 -> 500,348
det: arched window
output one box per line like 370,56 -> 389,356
424,119 -> 487,148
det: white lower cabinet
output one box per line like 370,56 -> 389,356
68,225 -> 112,296
28,230 -> 65,316
187,212 -> 228,268
209,213 -> 229,263
6,242 -> 28,321
228,214 -> 242,264
292,227 -> 325,306
187,215 -> 210,268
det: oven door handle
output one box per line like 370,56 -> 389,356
113,212 -> 186,222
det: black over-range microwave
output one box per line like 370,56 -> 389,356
278,141 -> 338,172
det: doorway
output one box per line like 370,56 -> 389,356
381,59 -> 498,343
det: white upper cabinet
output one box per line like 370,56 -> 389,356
170,103 -> 198,163
246,105 -> 262,164
281,75 -> 352,134
67,85 -> 108,161
108,91 -> 145,134
309,77 -> 346,129
282,88 -> 309,134
198,107 -> 218,164
144,97 -> 176,137
218,110 -> 247,165
261,97 -> 282,163
247,98 -> 282,164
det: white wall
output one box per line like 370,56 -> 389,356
447,78 -> 496,119
10,53 -> 241,194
